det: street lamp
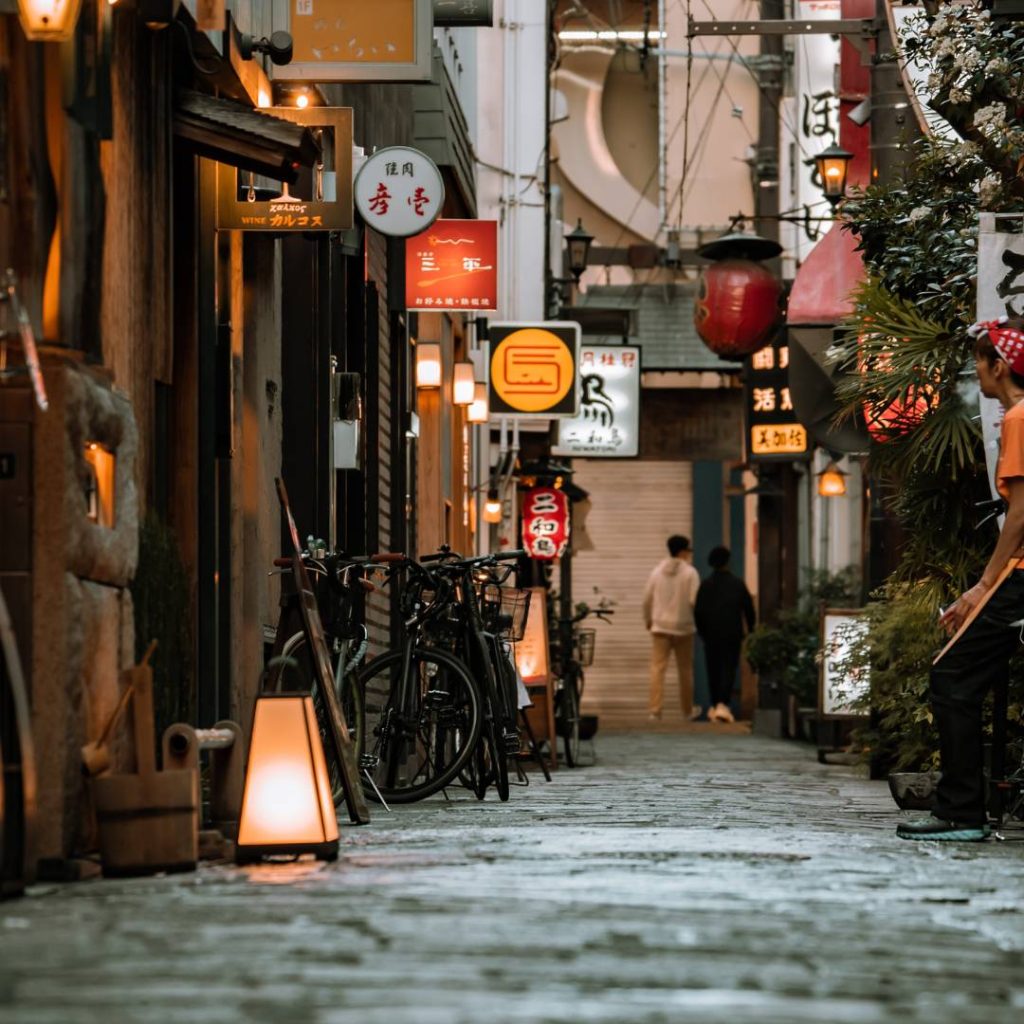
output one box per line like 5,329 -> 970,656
814,143 -> 854,209
817,460 -> 848,498
453,361 -> 475,406
483,488 -> 503,523
415,342 -> 442,389
565,219 -> 594,283
16,0 -> 82,40
467,383 -> 489,424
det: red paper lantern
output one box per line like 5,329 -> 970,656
522,487 -> 570,561
859,343 -> 936,443
694,259 -> 782,359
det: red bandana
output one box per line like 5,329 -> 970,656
970,317 -> 1024,375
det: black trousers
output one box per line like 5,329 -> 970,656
704,640 -> 740,707
930,569 -> 1024,825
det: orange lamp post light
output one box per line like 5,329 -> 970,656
235,694 -> 339,863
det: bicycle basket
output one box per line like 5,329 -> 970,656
479,585 -> 532,642
575,628 -> 596,667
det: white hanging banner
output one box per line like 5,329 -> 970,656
552,345 -> 641,457
354,146 -> 445,237
977,213 -> 1024,502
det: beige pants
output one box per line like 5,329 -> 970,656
648,632 -> 695,716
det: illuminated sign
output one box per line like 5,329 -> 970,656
355,146 -> 444,238
488,322 -> 580,419
553,345 -> 640,457
745,338 -> 810,461
405,219 -> 498,311
272,0 -> 433,83
217,107 -> 353,232
522,487 -> 570,561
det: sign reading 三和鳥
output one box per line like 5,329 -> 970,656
217,107 -> 353,232
273,0 -> 433,83
405,220 -> 498,311
488,322 -> 580,419
522,487 -> 570,561
355,146 -> 444,237
552,345 -> 640,457
745,338 -> 810,460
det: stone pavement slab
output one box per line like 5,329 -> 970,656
2,732 -> 1024,1024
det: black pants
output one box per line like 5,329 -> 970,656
930,569 -> 1024,825
704,640 -> 740,707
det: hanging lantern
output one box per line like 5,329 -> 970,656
694,230 -> 783,360
467,382 -> 489,424
453,361 -> 475,406
236,694 -> 339,863
16,0 -> 82,40
859,340 -> 936,443
415,342 -> 442,389
483,489 -> 502,523
817,460 -> 848,498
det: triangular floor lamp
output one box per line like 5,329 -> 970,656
235,694 -> 339,863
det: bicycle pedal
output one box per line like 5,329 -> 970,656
359,754 -> 379,772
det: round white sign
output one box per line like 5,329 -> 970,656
354,146 -> 445,238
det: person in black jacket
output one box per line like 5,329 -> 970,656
694,546 -> 756,723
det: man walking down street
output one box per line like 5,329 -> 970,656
643,535 -> 701,721
695,546 -> 756,724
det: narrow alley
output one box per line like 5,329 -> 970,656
2,732 -> 1023,1024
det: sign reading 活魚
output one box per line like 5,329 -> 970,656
522,487 -> 570,561
405,219 -> 498,311
745,338 -> 810,461
488,322 -> 580,419
217,107 -> 353,232
355,146 -> 444,237
553,344 -> 640,457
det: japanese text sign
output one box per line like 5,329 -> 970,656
553,345 -> 640,458
433,0 -> 493,26
745,338 -> 810,460
273,0 -> 433,83
405,219 -> 498,311
488,322 -> 580,419
217,107 -> 353,232
355,146 -> 444,237
522,487 -> 570,562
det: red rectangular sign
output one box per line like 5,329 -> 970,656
405,219 -> 498,311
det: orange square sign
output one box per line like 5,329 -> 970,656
405,219 -> 498,312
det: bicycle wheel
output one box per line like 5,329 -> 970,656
358,646 -> 482,803
277,632 -> 363,805
559,674 -> 582,768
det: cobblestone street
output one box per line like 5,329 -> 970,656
3,731 -> 1024,1024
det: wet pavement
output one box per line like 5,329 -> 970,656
2,731 -> 1024,1024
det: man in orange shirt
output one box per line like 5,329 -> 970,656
899,317 -> 1024,841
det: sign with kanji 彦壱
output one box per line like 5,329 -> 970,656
354,146 -> 444,237
217,107 -> 353,232
745,338 -> 810,460
522,487 -> 570,561
405,220 -> 498,311
552,345 -> 640,457
488,322 -> 580,419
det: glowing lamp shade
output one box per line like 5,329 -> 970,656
467,383 -> 489,424
236,694 -> 339,863
17,0 -> 83,40
453,362 -> 475,406
814,143 -> 853,208
483,489 -> 502,523
416,342 -> 442,389
817,461 -> 848,498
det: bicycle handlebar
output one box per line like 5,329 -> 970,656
371,552 -> 406,564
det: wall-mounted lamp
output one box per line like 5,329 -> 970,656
235,694 -> 339,864
566,218 -> 594,283
817,460 -> 848,498
467,383 -> 489,424
453,362 -> 475,406
16,0 -> 83,41
415,342 -> 442,389
814,143 -> 854,209
483,489 -> 503,524
295,90 -> 310,110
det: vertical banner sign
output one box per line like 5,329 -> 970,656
745,338 -> 809,461
553,345 -> 640,457
522,487 -> 570,561
354,146 -> 444,237
405,219 -> 498,311
977,213 -> 1024,500
488,322 -> 580,418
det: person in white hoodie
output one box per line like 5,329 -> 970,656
643,535 -> 701,721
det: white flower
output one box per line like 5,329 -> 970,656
974,102 -> 1008,132
979,174 -> 1002,206
985,57 -> 1010,75
908,206 -> 930,223
948,87 -> 971,105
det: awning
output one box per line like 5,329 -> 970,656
786,224 -> 870,453
173,90 -> 321,184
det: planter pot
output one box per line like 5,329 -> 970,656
888,771 -> 939,811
